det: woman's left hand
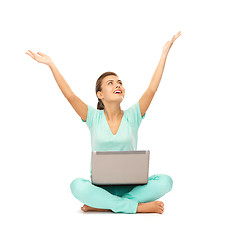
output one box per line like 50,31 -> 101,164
162,31 -> 181,55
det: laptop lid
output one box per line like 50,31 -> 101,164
91,150 -> 150,186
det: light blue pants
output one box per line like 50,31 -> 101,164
70,174 -> 173,214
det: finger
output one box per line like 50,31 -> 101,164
25,50 -> 33,56
27,50 -> 40,61
27,50 -> 38,59
37,52 -> 45,56
28,50 -> 36,56
25,51 -> 37,60
25,52 -> 33,58
172,32 -> 181,42
171,35 -> 175,41
175,31 -> 181,39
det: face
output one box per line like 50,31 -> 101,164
97,75 -> 125,104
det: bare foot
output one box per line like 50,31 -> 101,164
81,204 -> 112,212
137,201 -> 164,214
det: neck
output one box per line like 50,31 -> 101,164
104,105 -> 123,121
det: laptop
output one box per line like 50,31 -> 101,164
91,150 -> 150,186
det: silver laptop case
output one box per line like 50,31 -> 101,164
91,150 -> 150,186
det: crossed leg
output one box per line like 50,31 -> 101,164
70,178 -> 138,214
121,174 -> 173,213
71,174 -> 173,214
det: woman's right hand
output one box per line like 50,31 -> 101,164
25,50 -> 53,66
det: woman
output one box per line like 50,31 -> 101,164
25,31 -> 181,214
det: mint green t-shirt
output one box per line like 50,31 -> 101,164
81,101 -> 146,175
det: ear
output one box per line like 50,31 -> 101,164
97,91 -> 103,100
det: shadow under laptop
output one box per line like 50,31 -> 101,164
93,183 -> 144,198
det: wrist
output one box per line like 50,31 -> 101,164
48,61 -> 55,69
161,51 -> 168,58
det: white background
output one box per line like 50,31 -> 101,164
1,0 -> 230,239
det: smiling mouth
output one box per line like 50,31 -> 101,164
114,90 -> 122,94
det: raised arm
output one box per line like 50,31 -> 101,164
139,31 -> 182,117
25,50 -> 88,121
48,61 -> 75,99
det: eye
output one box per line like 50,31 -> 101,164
107,81 -> 122,85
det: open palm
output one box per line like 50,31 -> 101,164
25,50 -> 52,66
162,31 -> 181,55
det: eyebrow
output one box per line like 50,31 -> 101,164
106,79 -> 122,83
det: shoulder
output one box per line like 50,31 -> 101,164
124,101 -> 146,128
81,104 -> 102,131
81,105 -> 100,122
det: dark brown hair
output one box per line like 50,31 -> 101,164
95,71 -> 118,110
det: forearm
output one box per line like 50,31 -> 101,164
148,52 -> 168,93
49,61 -> 74,99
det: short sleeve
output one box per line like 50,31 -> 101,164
126,101 -> 146,129
81,104 -> 97,131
